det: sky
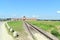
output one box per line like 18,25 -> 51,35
0,0 -> 60,19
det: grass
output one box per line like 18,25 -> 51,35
6,20 -> 28,40
27,20 -> 55,31
27,20 -> 60,40
51,29 -> 60,40
8,21 -> 23,32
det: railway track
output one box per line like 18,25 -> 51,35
24,21 -> 58,40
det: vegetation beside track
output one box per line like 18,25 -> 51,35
8,21 -> 23,32
27,20 -> 60,39
6,21 -> 28,40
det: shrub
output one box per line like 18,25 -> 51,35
51,29 -> 60,37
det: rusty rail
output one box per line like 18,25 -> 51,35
24,21 -> 58,40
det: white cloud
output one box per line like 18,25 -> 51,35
57,11 -> 60,13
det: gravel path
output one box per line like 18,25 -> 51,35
0,22 -> 14,40
25,22 -> 50,40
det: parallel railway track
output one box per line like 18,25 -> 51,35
24,21 -> 58,40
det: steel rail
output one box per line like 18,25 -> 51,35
24,21 -> 59,40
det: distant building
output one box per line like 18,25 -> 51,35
22,16 -> 37,21
11,16 -> 37,21
11,18 -> 21,21
22,16 -> 26,21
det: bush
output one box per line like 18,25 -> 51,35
51,29 -> 60,37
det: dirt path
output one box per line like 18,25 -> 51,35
28,24 -> 50,40
0,22 -> 14,40
24,22 -> 50,40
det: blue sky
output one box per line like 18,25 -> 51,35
0,0 -> 60,19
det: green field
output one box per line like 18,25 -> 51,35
7,21 -> 28,40
27,20 -> 60,39
8,21 -> 23,32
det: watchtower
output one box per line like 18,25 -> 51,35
23,16 -> 26,21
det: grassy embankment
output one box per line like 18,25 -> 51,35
27,20 -> 60,40
6,21 -> 28,40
